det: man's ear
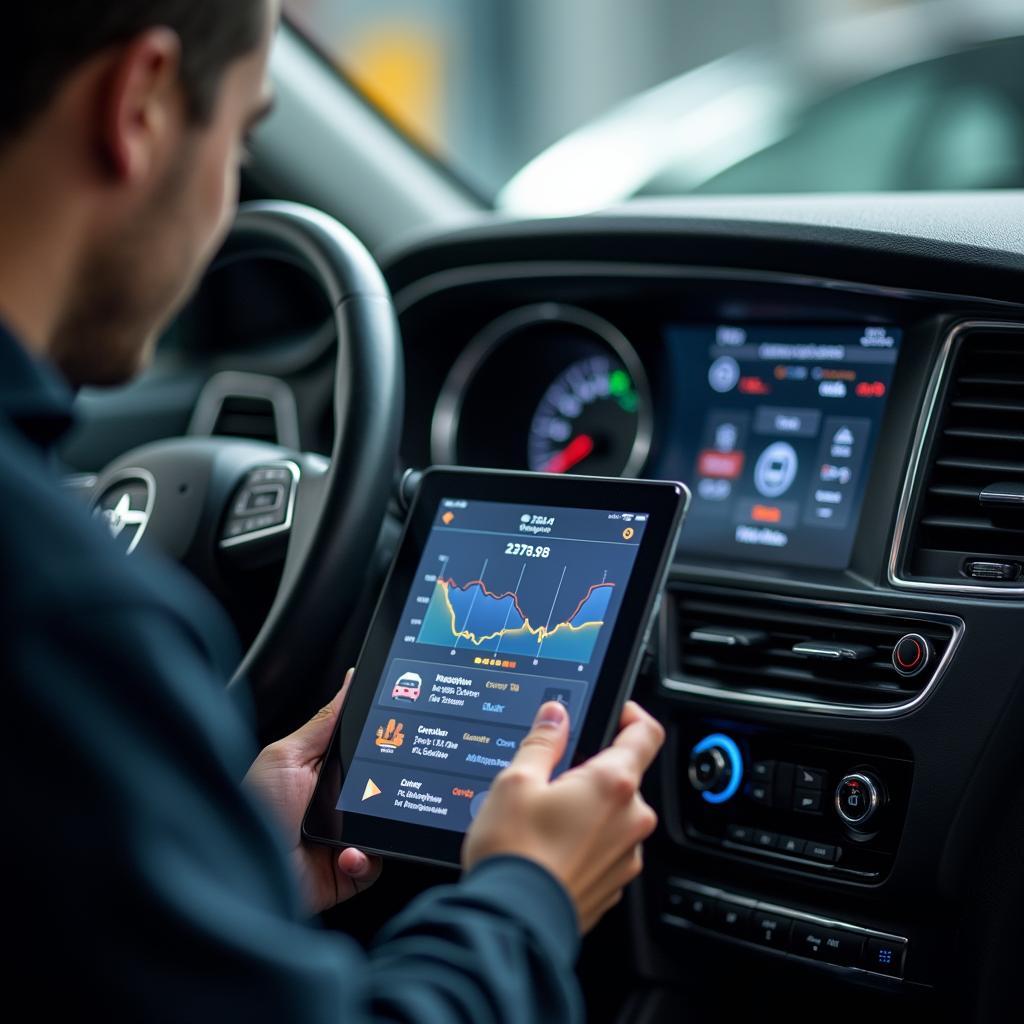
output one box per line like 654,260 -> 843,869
99,28 -> 184,183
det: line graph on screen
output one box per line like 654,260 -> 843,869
417,574 -> 614,664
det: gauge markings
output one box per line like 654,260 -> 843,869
529,354 -> 641,476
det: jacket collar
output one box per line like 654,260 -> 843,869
0,321 -> 75,451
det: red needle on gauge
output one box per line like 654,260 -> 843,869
542,434 -> 595,474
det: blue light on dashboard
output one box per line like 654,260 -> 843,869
691,733 -> 744,804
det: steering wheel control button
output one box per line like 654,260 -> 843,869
793,788 -> 824,814
835,772 -> 883,829
795,766 -> 826,790
250,467 -> 292,484
865,938 -> 906,976
688,734 -> 744,804
749,911 -> 793,949
892,633 -> 930,677
221,464 -> 298,549
234,484 -> 286,516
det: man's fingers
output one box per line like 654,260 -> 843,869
338,847 -> 383,890
619,700 -> 645,728
290,669 -> 354,760
608,702 -> 665,773
568,706 -> 664,790
504,701 -> 570,781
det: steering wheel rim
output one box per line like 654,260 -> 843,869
220,201 -> 403,734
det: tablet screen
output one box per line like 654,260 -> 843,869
336,497 -> 648,834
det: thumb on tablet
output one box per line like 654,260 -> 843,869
510,701 -> 569,781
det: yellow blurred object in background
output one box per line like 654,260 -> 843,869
343,25 -> 445,154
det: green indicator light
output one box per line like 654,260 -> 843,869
618,393 -> 638,413
609,369 -> 631,396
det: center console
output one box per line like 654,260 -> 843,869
674,722 -> 913,882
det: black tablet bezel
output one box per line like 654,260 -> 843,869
303,467 -> 689,867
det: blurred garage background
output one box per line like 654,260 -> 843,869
284,0 -> 1024,211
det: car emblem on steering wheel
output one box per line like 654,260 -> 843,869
91,469 -> 155,555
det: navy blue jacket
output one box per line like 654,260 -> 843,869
0,323 -> 581,1022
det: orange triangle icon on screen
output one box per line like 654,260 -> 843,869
362,778 -> 382,801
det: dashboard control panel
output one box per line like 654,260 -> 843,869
660,879 -> 908,979
669,722 -> 912,881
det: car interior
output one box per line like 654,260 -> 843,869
63,10 -> 1024,1023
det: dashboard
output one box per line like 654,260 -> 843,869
380,198 -> 1024,1021
432,310 -> 900,572
66,194 -> 1024,1021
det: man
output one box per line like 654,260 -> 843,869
0,3 -> 664,1020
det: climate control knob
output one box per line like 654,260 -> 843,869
835,772 -> 884,830
688,734 -> 743,804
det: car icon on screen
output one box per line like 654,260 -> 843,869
392,671 -> 423,702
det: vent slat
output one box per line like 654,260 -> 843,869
934,457 -> 1024,475
944,428 -> 1024,443
927,485 -> 980,499
957,376 -> 1024,387
919,515 -> 1024,534
950,399 -> 1024,414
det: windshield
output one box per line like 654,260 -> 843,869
285,0 -> 1024,214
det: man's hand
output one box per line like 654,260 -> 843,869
245,671 -> 382,916
463,699 -> 664,934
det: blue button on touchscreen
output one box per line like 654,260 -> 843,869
338,499 -> 647,833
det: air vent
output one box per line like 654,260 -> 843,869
212,394 -> 279,443
899,322 -> 1024,588
663,588 -> 959,713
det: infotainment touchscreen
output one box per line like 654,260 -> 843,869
662,323 -> 901,571
303,468 -> 687,866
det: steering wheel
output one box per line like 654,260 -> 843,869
88,201 -> 404,739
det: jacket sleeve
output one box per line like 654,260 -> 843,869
7,602 -> 582,1024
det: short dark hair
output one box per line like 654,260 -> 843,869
1,1 -> 266,146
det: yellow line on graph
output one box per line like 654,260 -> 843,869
438,579 -> 603,647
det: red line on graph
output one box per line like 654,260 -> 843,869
439,577 -> 614,626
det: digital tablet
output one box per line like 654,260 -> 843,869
303,467 -> 689,867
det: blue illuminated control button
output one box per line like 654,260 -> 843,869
688,733 -> 744,805
865,937 -> 905,976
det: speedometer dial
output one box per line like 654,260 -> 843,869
433,304 -> 652,478
528,355 -> 642,476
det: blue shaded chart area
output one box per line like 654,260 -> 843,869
419,576 -> 614,664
